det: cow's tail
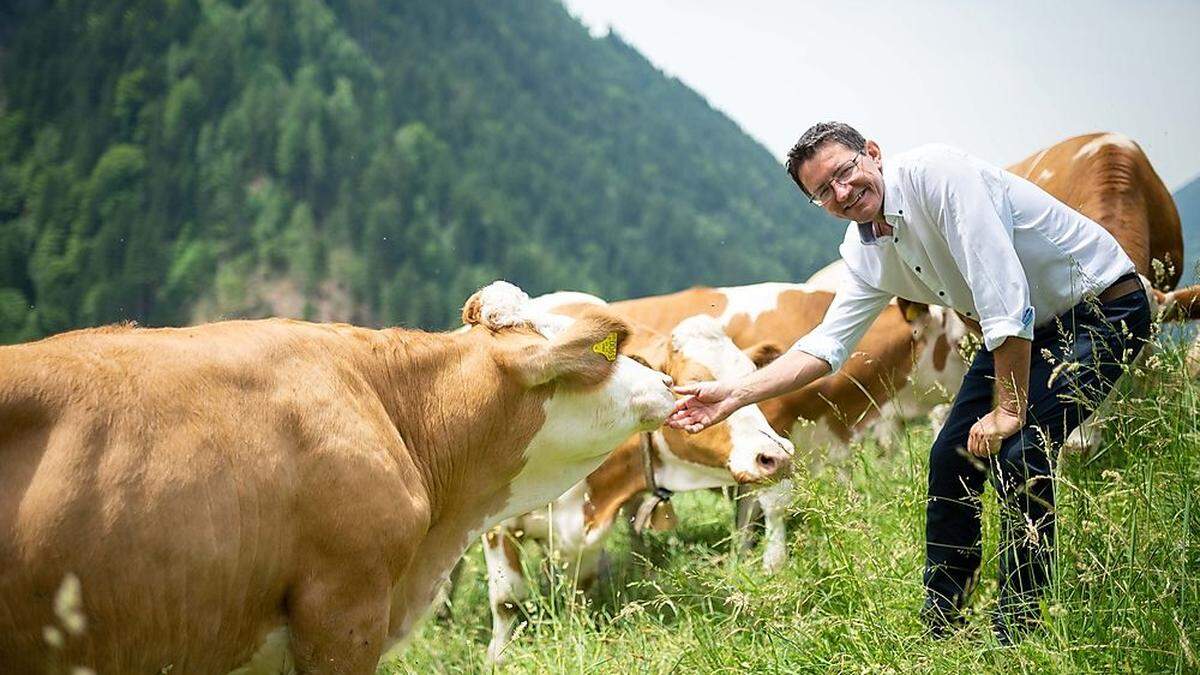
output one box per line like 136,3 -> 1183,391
1160,285 -> 1200,321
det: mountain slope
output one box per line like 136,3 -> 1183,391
1175,175 -> 1200,285
0,0 -> 840,342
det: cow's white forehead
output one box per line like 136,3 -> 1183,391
475,280 -> 568,339
670,315 -> 754,379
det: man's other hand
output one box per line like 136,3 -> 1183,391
967,406 -> 1024,457
667,380 -> 741,433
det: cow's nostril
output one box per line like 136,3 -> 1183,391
757,453 -> 777,471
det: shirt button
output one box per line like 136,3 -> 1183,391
894,237 -> 899,243
966,311 -> 973,316
915,266 -> 921,273
938,291 -> 945,297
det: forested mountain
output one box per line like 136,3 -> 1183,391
0,0 -> 840,343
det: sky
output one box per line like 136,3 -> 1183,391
561,0 -> 1200,191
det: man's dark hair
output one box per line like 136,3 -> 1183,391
785,122 -> 866,196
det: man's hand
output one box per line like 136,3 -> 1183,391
967,406 -> 1025,457
666,380 -> 741,433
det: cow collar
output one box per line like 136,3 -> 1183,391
632,431 -> 673,534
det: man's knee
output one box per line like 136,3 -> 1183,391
993,429 -> 1053,495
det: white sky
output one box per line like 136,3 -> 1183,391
562,0 -> 1200,190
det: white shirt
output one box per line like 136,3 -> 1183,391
791,143 -> 1135,372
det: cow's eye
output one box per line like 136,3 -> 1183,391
627,354 -> 651,369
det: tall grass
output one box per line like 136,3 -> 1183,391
384,339 -> 1200,673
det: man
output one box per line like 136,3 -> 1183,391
667,122 -> 1151,642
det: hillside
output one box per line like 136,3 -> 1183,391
0,0 -> 841,343
1175,174 -> 1200,285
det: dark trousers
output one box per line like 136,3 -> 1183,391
924,282 -> 1151,616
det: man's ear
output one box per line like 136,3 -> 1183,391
499,307 -> 632,388
895,298 -> 929,323
743,341 -> 785,368
865,138 -> 883,165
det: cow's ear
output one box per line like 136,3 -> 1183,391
461,292 -> 484,326
500,307 -> 632,388
896,298 -> 929,322
743,341 -> 785,368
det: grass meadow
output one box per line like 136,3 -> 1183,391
385,338 -> 1200,674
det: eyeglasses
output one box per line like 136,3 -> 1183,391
807,150 -> 864,207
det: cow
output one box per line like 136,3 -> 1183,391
599,282 -> 932,569
479,298 -> 793,661
0,281 -> 677,674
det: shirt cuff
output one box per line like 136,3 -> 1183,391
979,307 -> 1035,351
788,334 -> 846,372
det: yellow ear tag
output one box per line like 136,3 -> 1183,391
592,332 -> 618,362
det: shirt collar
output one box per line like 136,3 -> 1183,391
855,162 -> 906,245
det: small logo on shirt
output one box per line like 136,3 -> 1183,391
1022,306 -> 1035,329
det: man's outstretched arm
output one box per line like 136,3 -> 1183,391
668,266 -> 891,434
667,349 -> 831,433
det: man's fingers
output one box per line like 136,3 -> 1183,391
967,426 -> 983,457
667,402 -> 716,433
671,394 -> 696,414
672,383 -> 700,396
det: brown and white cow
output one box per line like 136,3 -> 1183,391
0,281 -> 676,674
607,282 -> 934,568
480,296 -> 793,661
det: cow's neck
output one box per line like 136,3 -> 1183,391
364,329 -> 537,532
582,434 -> 650,532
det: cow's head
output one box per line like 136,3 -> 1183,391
645,315 -> 794,488
461,282 -> 676,513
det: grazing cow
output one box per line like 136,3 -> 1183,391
480,299 -> 793,661
607,282 -> 938,568
611,283 -> 934,462
0,281 -> 676,674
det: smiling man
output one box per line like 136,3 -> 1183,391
667,121 -> 1152,642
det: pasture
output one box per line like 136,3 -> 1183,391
388,338 -> 1200,674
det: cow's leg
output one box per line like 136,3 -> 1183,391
756,479 -> 792,573
870,403 -> 906,452
733,484 -> 763,554
483,525 -> 529,663
1062,412 -> 1103,456
432,557 -> 464,621
928,402 -> 952,439
288,568 -> 391,675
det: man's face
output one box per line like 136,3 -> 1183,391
797,140 -> 885,223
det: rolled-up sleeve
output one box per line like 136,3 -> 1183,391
789,270 -> 892,372
922,153 -> 1034,351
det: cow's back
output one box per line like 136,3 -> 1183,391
0,320 -> 384,672
1009,132 -> 1183,289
